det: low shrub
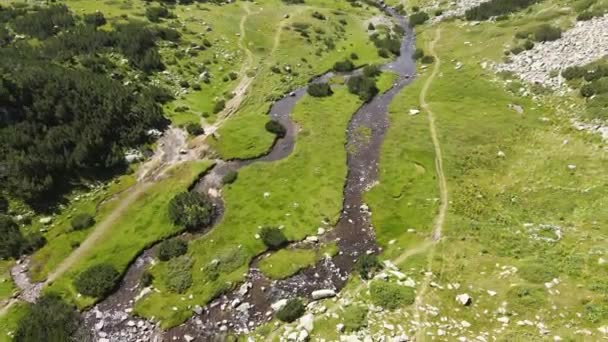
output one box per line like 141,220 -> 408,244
0,215 -> 25,259
168,191 -> 214,230
347,75 -> 378,102
519,261 -> 558,284
412,48 -> 424,60
260,226 -> 287,249
355,254 -> 382,279
70,213 -> 95,231
584,301 -> 608,323
333,59 -> 355,72
213,99 -> 225,114
363,64 -> 381,78
508,285 -> 546,309
307,83 -> 333,97
14,294 -> 81,342
141,270 -> 153,287
532,24 -> 562,42
164,256 -> 193,293
186,123 -> 205,136
276,298 -> 305,322
342,305 -> 368,331
74,263 -> 120,298
370,281 -> 415,310
222,170 -> 238,185
157,238 -> 188,261
265,120 -> 287,138
409,11 -> 429,26
523,40 -> 534,50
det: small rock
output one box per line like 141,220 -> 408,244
311,289 -> 336,300
39,217 -> 52,225
184,335 -> 195,342
271,299 -> 287,311
455,293 -> 472,306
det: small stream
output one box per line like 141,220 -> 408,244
84,6 -> 415,342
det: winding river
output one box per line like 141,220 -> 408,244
84,5 -> 416,342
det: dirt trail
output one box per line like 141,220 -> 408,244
203,4 -> 256,135
412,27 -> 446,340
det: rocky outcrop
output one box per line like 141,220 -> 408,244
496,15 -> 608,88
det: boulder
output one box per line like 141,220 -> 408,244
455,293 -> 472,306
271,299 -> 287,311
298,313 -> 314,332
311,289 -> 336,300
39,217 -> 52,225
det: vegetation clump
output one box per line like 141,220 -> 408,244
465,0 -> 542,21
168,191 -> 214,230
259,226 -> 288,249
164,256 -> 193,293
342,305 -> 369,332
347,75 -> 379,102
369,281 -> 415,310
222,170 -> 238,185
333,59 -> 355,72
354,254 -> 382,279
409,11 -> 429,26
157,238 -> 188,261
307,83 -> 333,97
265,120 -> 287,138
70,213 -> 95,231
73,263 -> 120,298
0,216 -> 46,259
532,24 -> 562,42
276,298 -> 305,322
186,123 -> 205,136
14,294 -> 82,342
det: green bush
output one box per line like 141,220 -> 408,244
73,263 -> 120,298
145,6 -> 171,23
584,301 -> 608,323
276,298 -> 305,322
562,66 -> 586,80
213,99 -> 226,114
333,59 -> 355,72
186,123 -> 205,136
0,196 -> 7,213
510,46 -> 524,55
14,294 -> 81,342
342,305 -> 368,332
347,76 -> 378,102
368,23 -> 375,30
581,84 -> 596,98
83,12 -> 106,27
363,65 -> 381,78
523,40 -> 534,50
265,120 -> 287,138
412,48 -> 425,60
409,11 -> 429,26
465,0 -> 541,21
168,191 -> 214,230
355,254 -> 382,279
260,226 -> 288,249
350,52 -> 359,60
222,170 -> 238,185
369,281 -> 415,310
157,238 -> 188,261
164,256 -> 193,293
70,213 -> 95,231
0,215 -> 25,259
307,83 -> 333,97
532,25 -> 562,42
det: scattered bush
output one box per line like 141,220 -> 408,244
276,298 -> 305,322
311,11 -> 326,20
369,281 -> 415,310
168,191 -> 214,230
14,294 -> 81,342
259,226 -> 288,249
523,40 -> 534,50
83,12 -> 106,27
347,75 -> 378,102
581,84 -> 596,98
584,301 -> 608,323
562,66 -> 586,80
265,120 -> 287,138
368,23 -> 375,30
222,170 -> 238,185
350,52 -> 359,60
409,11 -> 429,26
510,46 -> 524,55
73,263 -> 120,298
532,24 -> 562,42
355,254 -> 382,279
465,0 -> 542,21
434,9 -> 444,16
333,59 -> 355,72
363,64 -> 381,78
157,238 -> 188,261
186,123 -> 205,136
342,305 -> 368,331
71,213 -> 95,231
412,48 -> 425,60
164,256 -> 193,293
307,83 -> 333,97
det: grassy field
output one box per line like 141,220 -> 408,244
258,243 -> 339,280
46,160 -> 214,307
0,303 -> 26,342
0,262 -> 15,304
135,88 -> 363,328
210,0 -> 390,159
265,0 -> 608,340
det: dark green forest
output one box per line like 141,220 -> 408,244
0,4 -> 178,204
